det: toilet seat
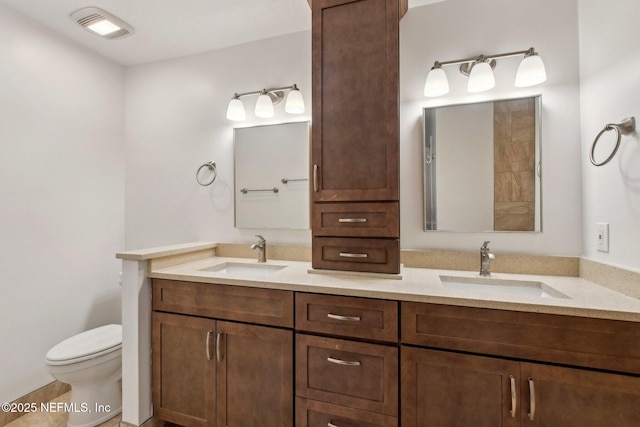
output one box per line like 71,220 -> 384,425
46,324 -> 122,366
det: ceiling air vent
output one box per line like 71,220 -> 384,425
70,7 -> 134,40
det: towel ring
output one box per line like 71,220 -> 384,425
590,117 -> 635,166
196,161 -> 217,186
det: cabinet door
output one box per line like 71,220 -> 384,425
152,312 -> 216,427
521,363 -> 640,427
401,347 -> 520,427
216,321 -> 293,427
311,0 -> 399,202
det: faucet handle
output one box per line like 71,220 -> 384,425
482,241 -> 491,249
255,235 -> 266,243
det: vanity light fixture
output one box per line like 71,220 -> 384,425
70,7 -> 134,39
424,47 -> 546,97
226,84 -> 305,121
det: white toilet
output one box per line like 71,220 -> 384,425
45,324 -> 122,427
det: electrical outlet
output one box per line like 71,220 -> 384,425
596,223 -> 609,252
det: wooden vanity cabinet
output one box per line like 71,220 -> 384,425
152,279 -> 294,427
519,362 -> 640,426
401,302 -> 640,427
402,347 -> 640,427
295,293 -> 399,426
402,347 -> 521,427
153,312 -> 215,427
310,0 -> 400,274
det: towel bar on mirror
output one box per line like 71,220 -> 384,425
240,187 -> 279,194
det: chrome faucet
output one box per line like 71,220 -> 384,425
480,241 -> 495,276
251,235 -> 267,263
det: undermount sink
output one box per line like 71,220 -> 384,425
200,262 -> 286,276
440,275 -> 569,299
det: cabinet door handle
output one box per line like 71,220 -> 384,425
327,356 -> 361,366
216,332 -> 223,363
339,252 -> 368,258
338,218 -> 367,223
206,330 -> 213,361
327,313 -> 361,322
313,164 -> 319,192
528,378 -> 536,421
509,375 -> 517,417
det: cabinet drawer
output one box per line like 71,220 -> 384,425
296,398 -> 398,427
296,334 -> 398,416
402,302 -> 640,375
312,202 -> 399,238
152,279 -> 293,328
296,293 -> 398,342
312,237 -> 400,274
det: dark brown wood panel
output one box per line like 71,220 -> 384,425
307,0 -> 408,20
152,279 -> 294,328
521,362 -> 640,427
311,0 -> 399,202
296,397 -> 398,427
312,202 -> 399,238
401,346 -> 520,427
296,334 -> 398,416
312,237 -> 400,274
296,292 -> 398,342
152,312 -> 216,427
216,321 -> 293,427
402,302 -> 640,374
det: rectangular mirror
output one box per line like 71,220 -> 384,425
423,96 -> 541,232
234,121 -> 310,229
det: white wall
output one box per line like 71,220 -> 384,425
124,32 -> 312,250
0,5 -> 125,403
400,0 -> 583,255
578,0 -> 640,271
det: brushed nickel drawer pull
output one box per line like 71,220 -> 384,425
216,332 -> 223,363
313,164 -> 319,192
338,218 -> 367,223
528,378 -> 536,421
339,252 -> 368,258
327,423 -> 339,427
206,330 -> 213,361
327,313 -> 361,322
509,375 -> 517,417
327,356 -> 361,366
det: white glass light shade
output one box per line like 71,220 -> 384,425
226,98 -> 246,121
515,54 -> 547,87
467,61 -> 495,93
255,93 -> 274,118
285,89 -> 305,114
424,67 -> 449,97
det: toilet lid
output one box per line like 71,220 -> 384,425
46,324 -> 122,363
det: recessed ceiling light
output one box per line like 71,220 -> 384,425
87,19 -> 121,36
70,7 -> 134,40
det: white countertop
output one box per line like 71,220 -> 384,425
149,256 -> 640,322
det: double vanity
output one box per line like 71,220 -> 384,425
118,241 -> 640,427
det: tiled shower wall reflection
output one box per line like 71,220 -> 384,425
493,98 -> 536,231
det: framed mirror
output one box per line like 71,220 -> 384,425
423,96 -> 541,232
234,121 -> 310,229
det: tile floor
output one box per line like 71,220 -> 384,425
4,392 -> 121,427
